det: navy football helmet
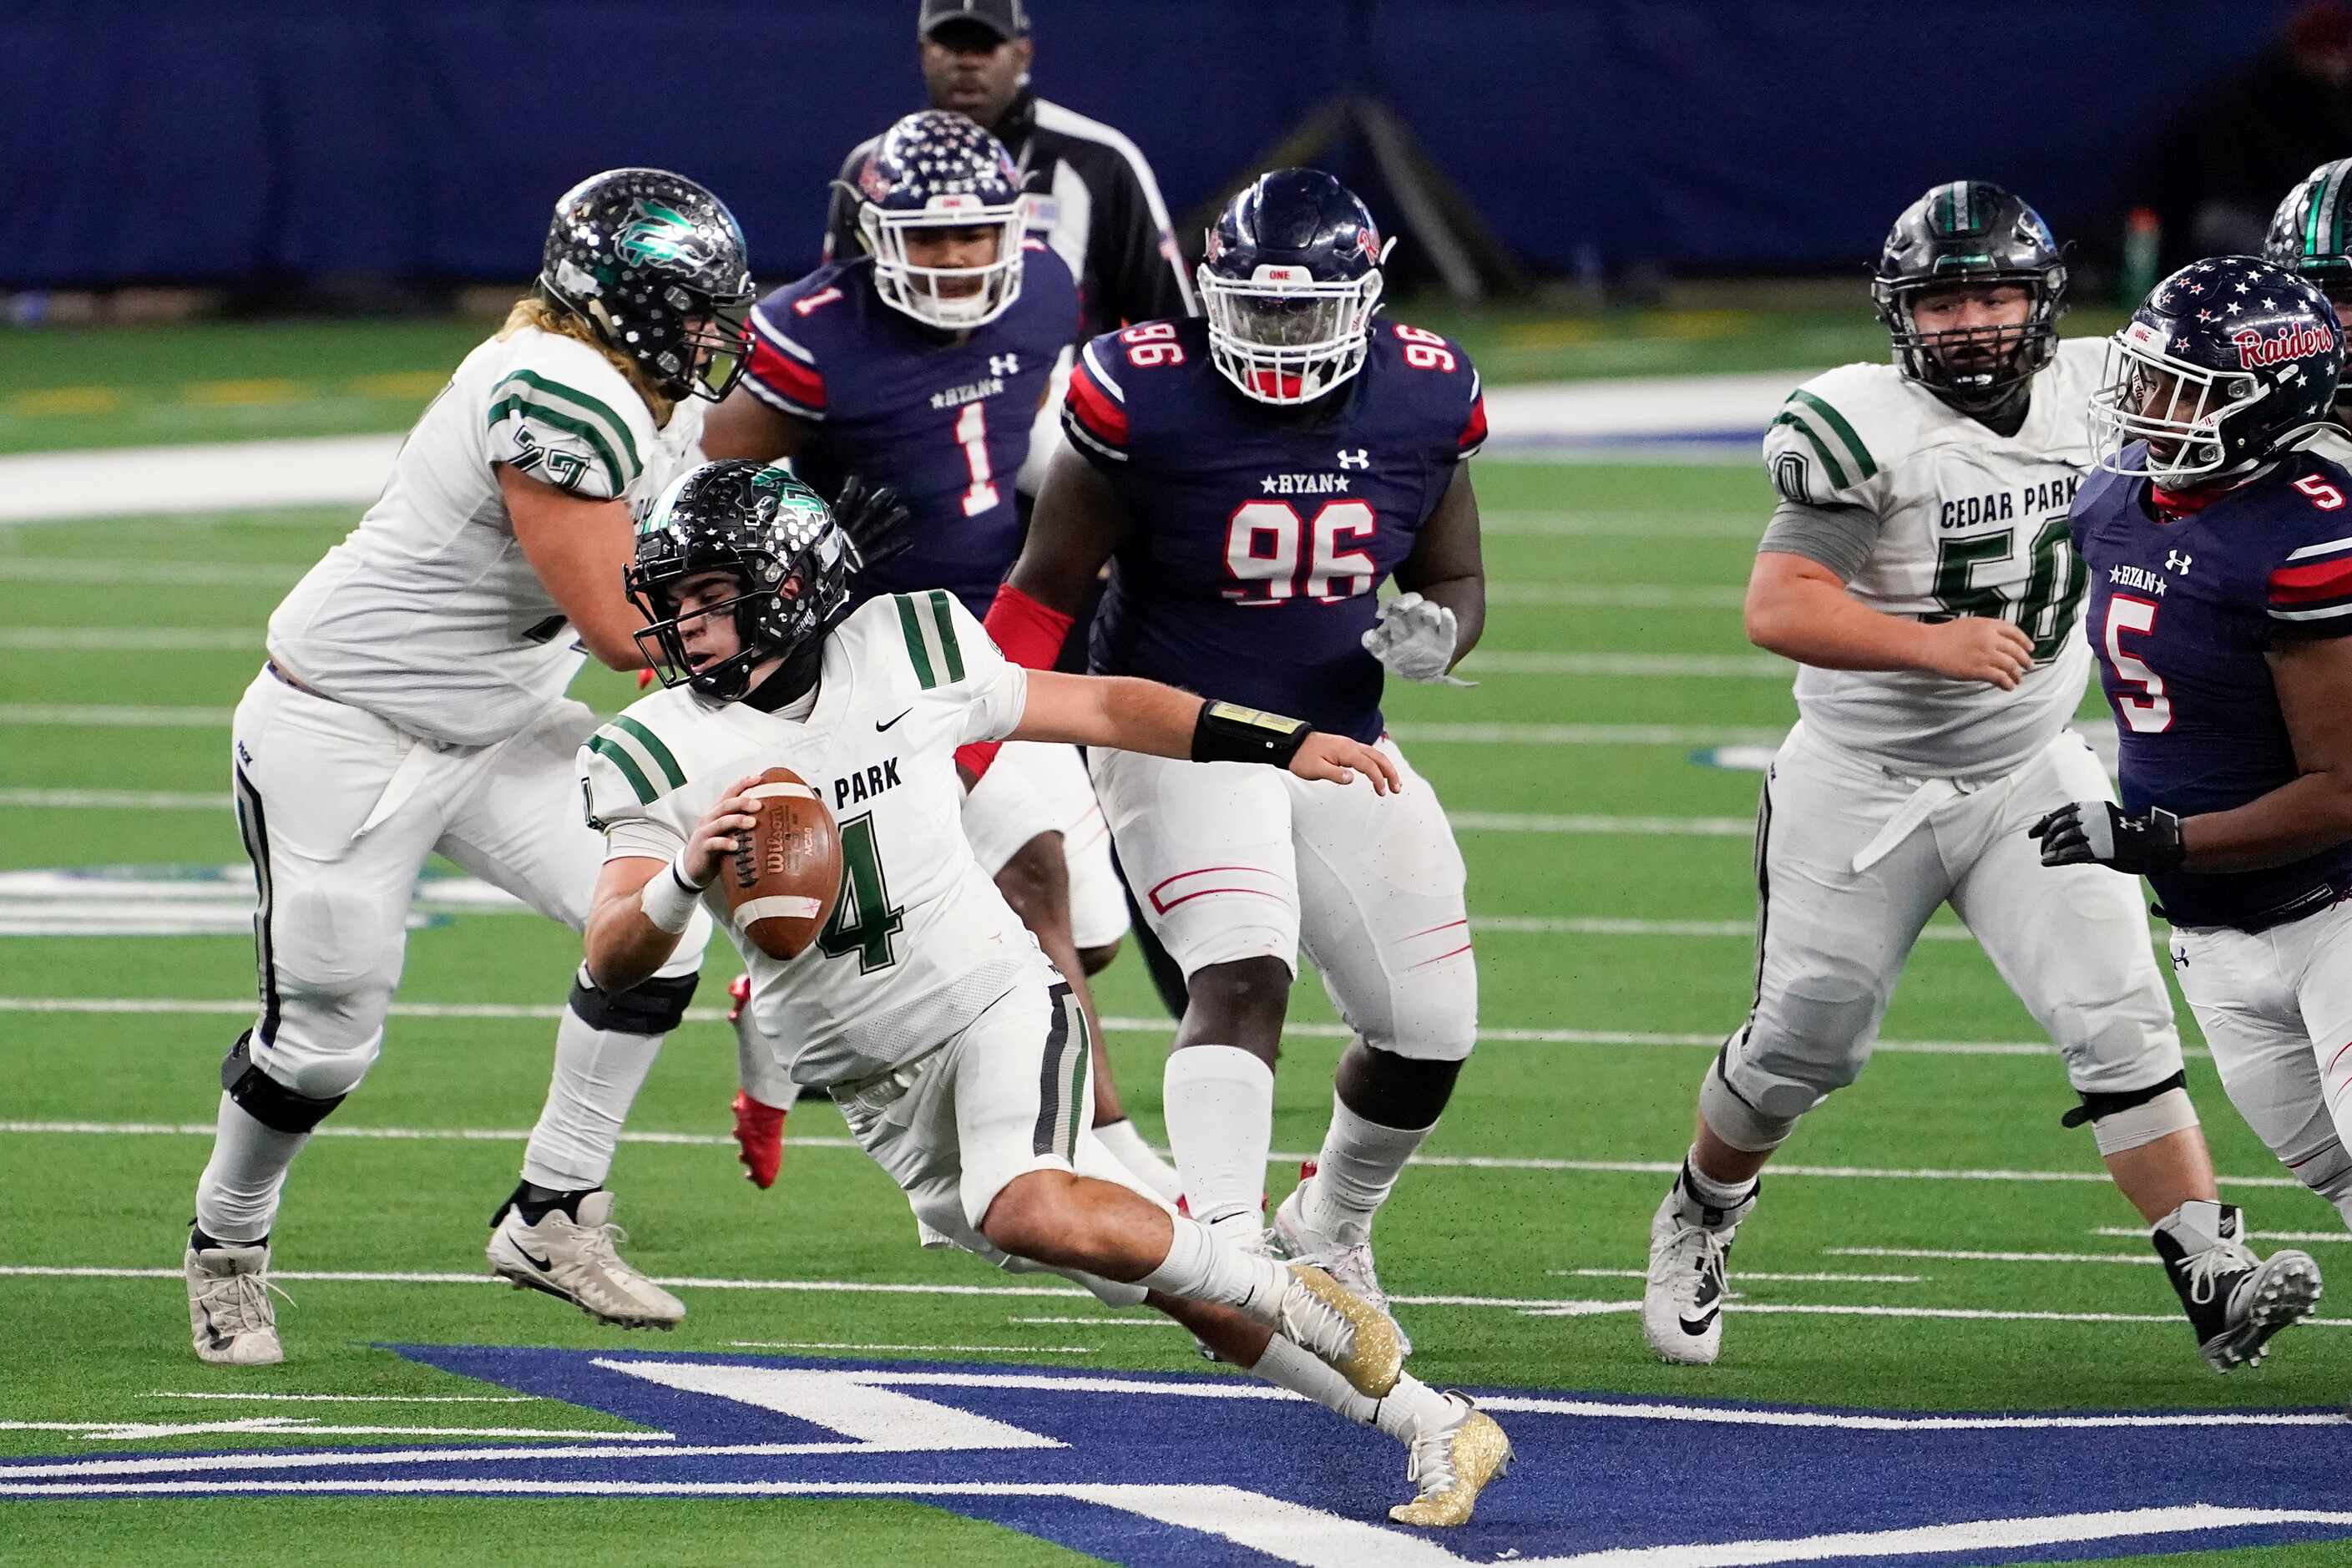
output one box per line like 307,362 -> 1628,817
1871,180 -> 2067,416
626,462 -> 851,700
850,110 -> 1027,331
540,169 -> 755,403
2090,256 -> 2343,484
1198,168 -> 1390,406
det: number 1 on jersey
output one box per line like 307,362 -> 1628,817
953,402 -> 999,517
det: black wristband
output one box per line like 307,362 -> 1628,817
1191,700 -> 1312,766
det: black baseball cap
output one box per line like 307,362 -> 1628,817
918,0 -> 1030,41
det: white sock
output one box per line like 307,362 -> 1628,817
734,1001 -> 796,1109
194,1094 -> 308,1244
1300,1091 -> 1433,1245
1164,1044 -> 1274,1239
1248,1337 -> 1453,1444
520,978 -> 667,1191
1136,1212 -> 1290,1323
1684,1148 -> 1757,1203
1093,1118 -> 1186,1204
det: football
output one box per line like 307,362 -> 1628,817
716,766 -> 842,960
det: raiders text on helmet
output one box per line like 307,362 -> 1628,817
1872,180 -> 2067,417
626,462 -> 852,699
2089,255 -> 2344,484
540,169 -> 756,404
851,110 -> 1028,331
1197,168 -> 1389,406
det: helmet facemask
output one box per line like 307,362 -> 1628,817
1875,272 -> 2061,414
1197,262 -> 1383,405
2088,332 -> 2270,485
860,201 -> 1027,330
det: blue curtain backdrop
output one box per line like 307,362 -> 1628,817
0,0 -> 2290,287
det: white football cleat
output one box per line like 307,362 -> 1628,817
1272,1171 -> 1411,1355
1277,1262 -> 1405,1399
1640,1176 -> 1746,1367
487,1191 -> 684,1330
1391,1393 -> 1513,1527
185,1241 -> 286,1366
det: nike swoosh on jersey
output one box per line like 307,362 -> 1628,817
875,708 -> 913,731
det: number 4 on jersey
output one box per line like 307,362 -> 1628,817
816,813 -> 904,972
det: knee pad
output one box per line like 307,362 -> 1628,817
2061,1072 -> 2199,1156
569,969 -> 700,1035
1697,1045 -> 1799,1152
221,1030 -> 348,1134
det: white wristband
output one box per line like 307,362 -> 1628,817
639,858 -> 705,934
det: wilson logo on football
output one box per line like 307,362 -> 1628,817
2232,321 -> 2335,367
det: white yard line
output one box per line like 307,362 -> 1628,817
1392,721 -> 1785,746
147,1392 -> 542,1404
727,1341 -> 1096,1355
0,789 -> 227,811
1485,583 -> 1746,609
2091,1225 -> 2349,1242
0,434 -> 397,523
1,1116 -> 2290,1186
1828,1247 -> 2158,1267
0,703 -> 228,727
1515,1298 -> 2352,1328
1463,651 -> 1787,678
1550,1268 -> 1925,1284
1479,509 -> 1759,539
1007,1316 -> 1185,1328
1450,811 -> 1756,836
0,627 -> 255,652
0,559 -> 306,587
0,1419 -> 665,1442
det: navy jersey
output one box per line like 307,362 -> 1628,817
743,245 -> 1080,615
1062,316 -> 1486,741
2071,432 -> 2352,929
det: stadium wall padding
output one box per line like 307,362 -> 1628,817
1,0 -> 2292,288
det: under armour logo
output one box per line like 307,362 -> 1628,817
1337,448 -> 1370,469
2167,550 -> 2193,574
989,354 -> 1020,377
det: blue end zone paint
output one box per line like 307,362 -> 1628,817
3,1344 -> 2348,1565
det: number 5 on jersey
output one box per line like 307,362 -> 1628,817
2102,594 -> 2172,733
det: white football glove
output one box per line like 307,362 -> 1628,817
1361,592 -> 1473,685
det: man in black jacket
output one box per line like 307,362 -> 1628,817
822,0 -> 1196,343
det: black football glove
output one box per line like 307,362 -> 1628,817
2028,801 -> 2185,874
828,473 -> 913,574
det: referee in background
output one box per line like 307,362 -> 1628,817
821,0 -> 1196,342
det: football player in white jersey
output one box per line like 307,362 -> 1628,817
579,460 -> 1512,1527
1639,182 -> 2313,1374
185,170 -> 757,1365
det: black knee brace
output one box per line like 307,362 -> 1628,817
2061,1070 -> 2188,1128
220,1030 -> 346,1134
569,969 -> 700,1035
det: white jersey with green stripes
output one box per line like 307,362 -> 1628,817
266,326 -> 706,746
1763,336 -> 2103,776
580,591 -> 1044,1088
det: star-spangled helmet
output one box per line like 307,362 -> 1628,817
851,110 -> 1028,331
1197,168 -> 1389,406
2088,255 -> 2344,485
539,169 -> 756,403
626,461 -> 852,700
1870,180 -> 2068,415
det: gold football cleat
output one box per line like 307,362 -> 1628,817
1390,1399 -> 1513,1527
1282,1261 -> 1405,1399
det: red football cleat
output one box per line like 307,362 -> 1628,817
731,1090 -> 787,1190
726,973 -> 751,1024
